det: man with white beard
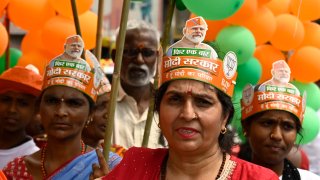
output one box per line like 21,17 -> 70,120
259,60 -> 300,95
50,35 -> 91,72
166,16 -> 218,59
112,20 -> 164,149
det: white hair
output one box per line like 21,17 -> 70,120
115,19 -> 160,43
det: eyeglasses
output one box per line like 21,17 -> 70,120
123,48 -> 157,59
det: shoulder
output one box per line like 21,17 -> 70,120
298,168 -> 320,179
124,147 -> 167,160
3,157 -> 32,179
230,156 -> 279,180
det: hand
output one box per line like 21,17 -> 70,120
90,149 -> 110,180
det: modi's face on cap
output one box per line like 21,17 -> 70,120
185,25 -> 207,44
65,41 -> 84,59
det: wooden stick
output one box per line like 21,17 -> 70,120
70,0 -> 85,59
4,7 -> 10,70
94,0 -> 105,60
142,0 -> 176,147
103,0 -> 131,161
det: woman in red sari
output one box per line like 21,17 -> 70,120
91,16 -> 278,180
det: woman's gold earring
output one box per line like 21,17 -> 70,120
221,127 -> 227,134
243,132 -> 247,136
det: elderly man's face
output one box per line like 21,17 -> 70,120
65,42 -> 84,59
185,26 -> 207,44
273,68 -> 290,84
120,29 -> 158,87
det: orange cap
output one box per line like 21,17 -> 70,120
0,65 -> 43,96
65,35 -> 84,45
97,76 -> 111,96
185,16 -> 207,28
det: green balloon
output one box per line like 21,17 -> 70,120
0,48 -> 22,74
296,106 -> 320,145
176,0 -> 186,11
182,0 -> 244,20
235,57 -> 262,90
216,25 -> 256,65
291,81 -> 320,111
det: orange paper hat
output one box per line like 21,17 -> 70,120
0,65 -> 43,96
185,16 -> 207,28
97,76 -> 111,96
241,60 -> 306,122
160,51 -> 238,97
42,36 -> 98,102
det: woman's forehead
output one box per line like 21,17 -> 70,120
167,80 -> 215,93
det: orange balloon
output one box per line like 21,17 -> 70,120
8,0 -> 55,31
0,23 -> 8,56
41,12 -> 97,56
225,0 -> 258,24
48,0 -> 94,18
254,44 -> 285,83
242,6 -> 276,45
258,0 -> 272,5
17,51 -> 54,75
266,0 -> 290,16
270,14 -> 304,51
290,0 -> 320,21
288,46 -> 320,83
299,22 -> 320,49
0,0 -> 9,15
21,29 -> 44,54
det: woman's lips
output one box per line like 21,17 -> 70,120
176,127 -> 199,139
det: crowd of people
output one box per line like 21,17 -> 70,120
0,16 -> 319,180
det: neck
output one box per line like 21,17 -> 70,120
121,81 -> 151,103
0,130 -> 29,149
166,147 -> 223,178
82,135 -> 100,148
181,37 -> 201,46
252,156 -> 284,176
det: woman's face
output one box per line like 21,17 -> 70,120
40,86 -> 91,140
84,93 -> 110,140
246,110 -> 298,165
159,80 -> 228,154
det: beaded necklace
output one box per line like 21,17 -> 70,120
40,140 -> 86,178
160,152 -> 226,180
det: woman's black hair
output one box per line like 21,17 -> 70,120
155,81 -> 235,153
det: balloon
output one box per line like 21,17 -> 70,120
42,12 -> 97,56
48,0 -> 94,18
290,0 -> 320,21
258,0 -> 272,5
0,23 -> 8,56
231,87 -> 246,143
242,6 -> 276,45
216,25 -> 256,65
0,0 -> 9,15
21,29 -> 44,53
291,81 -> 320,111
17,51 -> 53,75
190,14 -> 229,42
236,57 -> 262,90
266,0 -> 290,16
270,14 -> 304,51
225,0 -> 258,24
0,48 -> 22,74
254,45 -> 285,83
299,22 -> 320,49
288,46 -> 320,83
176,0 -> 186,11
8,0 -> 55,31
296,106 -> 320,145
182,0 -> 244,20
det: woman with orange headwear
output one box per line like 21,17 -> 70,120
3,35 -> 121,179
240,60 -> 320,179
90,17 -> 278,180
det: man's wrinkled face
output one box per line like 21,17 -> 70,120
65,42 -> 84,59
273,68 -> 290,84
184,26 -> 207,44
120,29 -> 158,87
